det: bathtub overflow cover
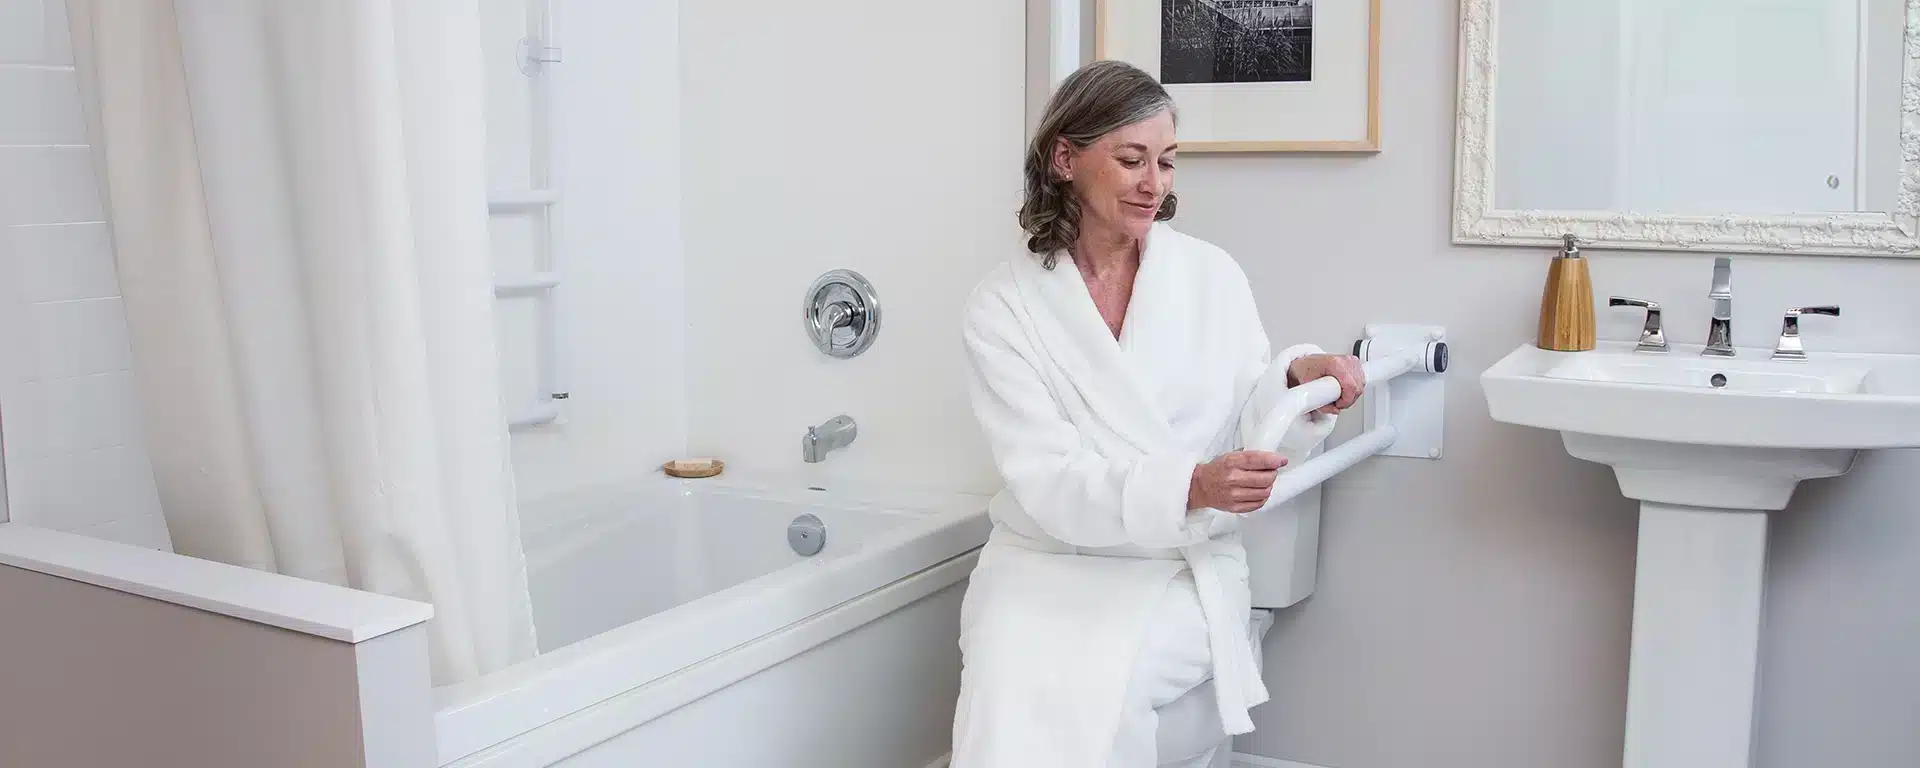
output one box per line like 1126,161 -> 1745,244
788,513 -> 827,557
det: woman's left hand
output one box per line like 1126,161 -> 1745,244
1287,353 -> 1365,415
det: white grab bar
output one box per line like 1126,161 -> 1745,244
1253,356 -> 1417,443
1255,333 -> 1448,512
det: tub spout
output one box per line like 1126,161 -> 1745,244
803,415 -> 857,463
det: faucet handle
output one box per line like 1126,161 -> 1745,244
1772,306 -> 1839,361
1609,296 -> 1668,353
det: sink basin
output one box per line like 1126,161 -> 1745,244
1541,353 -> 1869,394
1484,341 -> 1920,454
1482,340 -> 1920,767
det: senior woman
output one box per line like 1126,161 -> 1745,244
950,61 -> 1365,767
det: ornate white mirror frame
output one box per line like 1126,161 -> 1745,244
1450,0 -> 1920,257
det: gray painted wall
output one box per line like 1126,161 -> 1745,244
1034,1 -> 1920,766
0,563 -> 434,767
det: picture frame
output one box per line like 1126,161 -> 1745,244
1095,0 -> 1381,153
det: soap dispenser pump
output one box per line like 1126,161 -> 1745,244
1537,233 -> 1595,351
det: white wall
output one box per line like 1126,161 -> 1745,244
0,0 -> 168,549
680,0 -> 1025,492
485,0 -> 689,506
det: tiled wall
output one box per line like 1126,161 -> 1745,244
0,0 -> 170,549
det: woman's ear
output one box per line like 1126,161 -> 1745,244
1050,138 -> 1075,182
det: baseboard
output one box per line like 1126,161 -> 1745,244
1232,752 -> 1332,768
924,751 -> 1324,768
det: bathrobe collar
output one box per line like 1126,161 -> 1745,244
1009,222 -> 1188,455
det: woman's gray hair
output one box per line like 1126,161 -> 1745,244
1018,60 -> 1179,268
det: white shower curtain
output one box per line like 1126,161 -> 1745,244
66,0 -> 538,685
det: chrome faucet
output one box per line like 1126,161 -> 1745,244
1703,256 -> 1735,357
1771,306 -> 1840,361
802,415 -> 858,463
1609,296 -> 1668,353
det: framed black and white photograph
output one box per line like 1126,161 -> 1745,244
1161,0 -> 1315,85
1098,0 -> 1379,152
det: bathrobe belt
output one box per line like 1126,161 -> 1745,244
996,528 -> 1266,735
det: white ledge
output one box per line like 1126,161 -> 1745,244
0,524 -> 432,643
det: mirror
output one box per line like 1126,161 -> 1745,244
1452,0 -> 1920,257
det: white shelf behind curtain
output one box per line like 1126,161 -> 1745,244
482,0 -> 567,430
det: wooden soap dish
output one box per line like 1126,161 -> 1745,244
663,458 -> 724,479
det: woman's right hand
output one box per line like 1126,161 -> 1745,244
1188,450 -> 1287,513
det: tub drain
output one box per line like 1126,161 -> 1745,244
788,513 -> 827,557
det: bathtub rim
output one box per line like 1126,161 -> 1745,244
432,474 -> 990,765
514,474 -> 969,578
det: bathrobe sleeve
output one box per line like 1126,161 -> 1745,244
1227,268 -> 1338,467
962,286 -> 1206,550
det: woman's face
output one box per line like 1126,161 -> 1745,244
1054,110 -> 1176,245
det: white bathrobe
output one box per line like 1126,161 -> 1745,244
951,223 -> 1336,767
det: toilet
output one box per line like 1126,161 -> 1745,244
1155,467 -> 1326,766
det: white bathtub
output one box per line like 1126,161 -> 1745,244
433,476 -> 991,766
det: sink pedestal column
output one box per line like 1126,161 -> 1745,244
1622,502 -> 1768,768
1561,433 -> 1852,768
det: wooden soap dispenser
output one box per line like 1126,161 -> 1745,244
1537,234 -> 1595,351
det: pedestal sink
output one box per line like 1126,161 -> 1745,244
1482,341 -> 1920,767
